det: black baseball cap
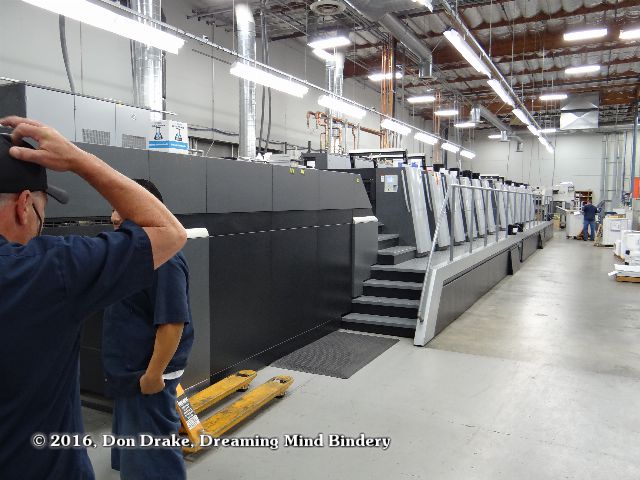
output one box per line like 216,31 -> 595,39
0,132 -> 69,204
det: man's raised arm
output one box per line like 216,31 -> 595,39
1,116 -> 186,268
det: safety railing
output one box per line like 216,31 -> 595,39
419,183 -> 552,323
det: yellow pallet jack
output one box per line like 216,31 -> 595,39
176,371 -> 293,453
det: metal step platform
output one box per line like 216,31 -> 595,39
342,312 -> 416,337
377,233 -> 400,249
351,296 -> 419,318
370,265 -> 426,283
377,245 -> 417,265
362,278 -> 423,300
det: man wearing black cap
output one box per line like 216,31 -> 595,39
0,116 -> 187,480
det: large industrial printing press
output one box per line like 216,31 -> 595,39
1,84 -> 553,401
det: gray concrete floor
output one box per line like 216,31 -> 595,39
84,233 -> 640,479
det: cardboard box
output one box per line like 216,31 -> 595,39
148,120 -> 189,155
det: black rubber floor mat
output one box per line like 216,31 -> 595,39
271,331 -> 399,379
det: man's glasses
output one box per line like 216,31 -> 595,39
32,204 -> 43,237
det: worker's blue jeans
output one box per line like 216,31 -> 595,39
111,378 -> 186,480
583,220 -> 596,241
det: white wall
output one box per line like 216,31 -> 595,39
461,132 -> 638,204
0,0 -> 433,155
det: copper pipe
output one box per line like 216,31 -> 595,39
307,111 -> 383,138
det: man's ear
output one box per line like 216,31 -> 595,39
14,190 -> 32,226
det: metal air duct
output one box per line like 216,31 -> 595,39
236,3 -> 257,160
345,0 -> 434,79
475,104 -> 523,144
324,53 -> 345,153
131,0 -> 163,120
378,14 -> 433,79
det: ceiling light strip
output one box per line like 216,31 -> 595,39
307,36 -> 351,50
563,28 -> 608,42
22,0 -> 185,54
487,79 -> 514,106
443,29 -> 491,77
441,142 -> 461,153
415,132 -> 439,145
381,119 -> 412,136
317,95 -> 366,120
539,93 -> 568,101
368,72 -> 403,82
230,62 -> 309,98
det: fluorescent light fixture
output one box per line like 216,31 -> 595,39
381,119 -> 412,136
441,142 -> 461,154
539,93 -> 568,101
368,72 -> 403,82
460,150 -> 476,159
539,137 -> 554,154
488,134 -> 502,139
317,95 -> 366,120
407,95 -> 436,104
512,108 -> 531,126
434,109 -> 458,117
563,28 -> 608,42
565,64 -> 601,75
308,35 -> 351,50
620,28 -> 640,40
411,0 -> 434,12
415,132 -> 439,145
454,121 -> 476,129
443,29 -> 491,77
539,128 -> 557,134
22,0 -> 185,54
527,125 -> 540,136
230,62 -> 309,98
312,49 -> 336,62
487,79 -> 514,106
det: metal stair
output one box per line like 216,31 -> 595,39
342,222 -> 425,337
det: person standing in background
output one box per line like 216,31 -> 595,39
103,179 -> 194,480
582,200 -> 598,241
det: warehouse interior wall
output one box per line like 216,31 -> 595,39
0,0 -> 432,155
461,132 -> 638,204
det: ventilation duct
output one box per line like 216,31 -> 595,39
560,93 -> 599,130
475,104 -> 507,132
470,105 -> 481,123
131,0 -> 163,121
236,3 -> 257,160
474,104 -> 523,144
345,0 -> 433,79
324,53 -> 345,153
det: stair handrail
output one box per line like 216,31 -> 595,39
417,183 -> 547,324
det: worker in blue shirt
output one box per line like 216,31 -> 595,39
582,200 -> 598,241
0,116 -> 187,480
104,179 -> 194,480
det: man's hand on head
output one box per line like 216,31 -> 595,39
0,116 -> 93,173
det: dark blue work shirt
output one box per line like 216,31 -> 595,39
102,252 -> 194,397
583,204 -> 598,222
0,220 -> 153,480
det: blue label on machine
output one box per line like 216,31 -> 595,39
148,140 -> 189,150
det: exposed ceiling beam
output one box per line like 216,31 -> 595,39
401,0 -> 638,28
468,85 -> 637,103
416,90 -> 638,121
432,58 -> 640,86
347,17 -> 637,70
484,92 -> 637,113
